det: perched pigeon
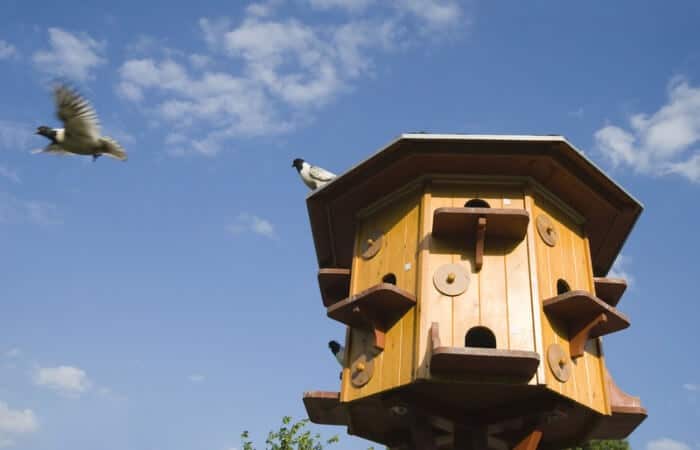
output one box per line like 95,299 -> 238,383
292,158 -> 335,190
35,84 -> 128,162
328,340 -> 345,366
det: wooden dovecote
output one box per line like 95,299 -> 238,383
303,134 -> 646,450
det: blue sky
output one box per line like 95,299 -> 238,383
1,1 -> 699,449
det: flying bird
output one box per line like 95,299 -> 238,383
35,84 -> 128,162
292,158 -> 335,190
328,340 -> 345,366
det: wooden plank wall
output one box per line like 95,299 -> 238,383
530,191 -> 610,415
416,182 -> 538,381
341,190 -> 420,402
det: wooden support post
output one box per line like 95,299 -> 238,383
569,313 -> 607,359
513,429 -> 542,450
372,327 -> 386,351
352,306 -> 386,351
475,216 -> 487,271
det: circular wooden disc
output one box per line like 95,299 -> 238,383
350,354 -> 374,387
547,343 -> 571,383
361,231 -> 383,260
536,214 -> 558,247
433,263 -> 470,296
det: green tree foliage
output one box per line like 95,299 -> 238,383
241,416 -> 339,450
565,439 -> 630,450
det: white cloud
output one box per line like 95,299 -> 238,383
307,0 -> 463,28
33,28 -> 106,81
595,76 -> 700,183
227,213 -> 276,239
189,53 -> 211,69
0,401 -> 38,449
33,366 -> 91,396
246,0 -> 283,17
608,253 -> 633,286
395,0 -> 462,28
5,349 -> 20,358
119,3 -> 466,156
308,0 -> 374,12
118,57 -> 287,155
683,383 -> 698,392
188,374 -> 205,383
0,166 -> 19,183
0,41 -> 17,60
0,192 -> 61,226
647,438 -> 692,450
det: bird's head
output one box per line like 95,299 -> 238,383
328,340 -> 341,354
292,158 -> 305,171
35,126 -> 57,141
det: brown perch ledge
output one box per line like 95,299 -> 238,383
543,290 -> 630,359
432,207 -> 529,271
593,277 -> 627,307
318,268 -> 351,307
429,323 -> 540,381
327,283 -> 416,351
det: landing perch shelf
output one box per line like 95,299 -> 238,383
432,207 -> 529,270
318,268 -> 351,307
327,283 -> 416,351
302,392 -> 348,426
429,323 -> 540,381
543,290 -> 630,359
593,277 -> 628,307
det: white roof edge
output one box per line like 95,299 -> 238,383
400,133 -> 567,142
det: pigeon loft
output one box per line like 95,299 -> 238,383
303,134 -> 646,449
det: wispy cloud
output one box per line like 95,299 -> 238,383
595,76 -> 700,183
0,192 -> 62,226
307,0 -> 464,28
0,40 -> 17,60
4,349 -> 20,358
307,0 -> 374,12
33,366 -> 91,397
568,107 -> 584,118
646,438 -> 692,450
188,374 -> 205,383
608,253 -> 633,286
0,165 -> 19,184
117,2 -> 468,156
683,383 -> 698,392
0,401 -> 38,449
227,213 -> 276,239
394,0 -> 463,28
33,28 -> 106,81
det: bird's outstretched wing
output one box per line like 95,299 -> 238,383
54,84 -> 101,141
309,165 -> 336,182
99,137 -> 128,161
32,144 -> 74,156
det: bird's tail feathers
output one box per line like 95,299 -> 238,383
100,137 -> 128,161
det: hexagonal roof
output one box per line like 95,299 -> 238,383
306,134 -> 643,276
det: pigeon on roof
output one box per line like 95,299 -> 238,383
292,158 -> 335,190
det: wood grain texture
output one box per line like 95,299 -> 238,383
343,189 -> 420,401
531,192 -> 610,415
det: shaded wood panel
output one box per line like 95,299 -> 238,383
344,190 -> 420,401
531,193 -> 609,415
